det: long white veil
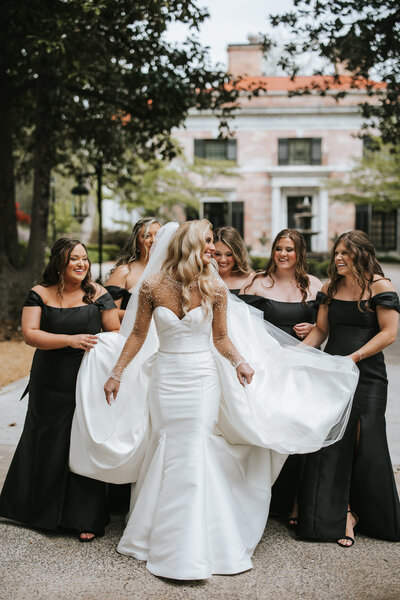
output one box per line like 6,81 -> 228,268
70,221 -> 359,483
120,222 -> 180,339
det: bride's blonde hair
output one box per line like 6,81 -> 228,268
161,219 -> 215,315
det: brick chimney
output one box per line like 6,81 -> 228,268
227,36 -> 264,77
334,59 -> 353,77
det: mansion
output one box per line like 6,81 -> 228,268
173,41 -> 398,255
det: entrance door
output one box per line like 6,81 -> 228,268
287,196 -> 314,251
203,201 -> 244,237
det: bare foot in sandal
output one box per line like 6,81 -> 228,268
337,509 -> 359,547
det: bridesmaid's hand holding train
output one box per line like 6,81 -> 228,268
67,334 -> 98,350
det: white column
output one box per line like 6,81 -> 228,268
316,188 -> 329,252
271,185 -> 282,240
199,199 -> 204,219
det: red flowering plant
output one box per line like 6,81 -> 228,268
15,202 -> 31,225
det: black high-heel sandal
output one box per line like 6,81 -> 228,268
287,517 -> 298,529
336,510 -> 359,548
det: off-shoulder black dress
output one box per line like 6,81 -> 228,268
238,295 -> 317,339
297,291 -> 400,541
239,295 -> 317,515
105,285 -> 132,310
0,290 -> 116,535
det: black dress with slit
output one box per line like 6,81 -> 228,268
297,291 -> 400,541
239,294 -> 317,515
0,290 -> 116,535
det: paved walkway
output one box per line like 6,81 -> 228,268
1,265 -> 400,600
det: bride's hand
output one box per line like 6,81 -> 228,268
104,377 -> 120,405
236,362 -> 255,386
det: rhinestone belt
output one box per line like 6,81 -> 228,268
159,348 -> 210,354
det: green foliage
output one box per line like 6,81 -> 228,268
86,244 -> 120,264
4,0 -> 243,175
270,1 -> 400,144
109,146 -> 237,219
377,255 -> 400,264
102,230 -> 132,250
193,158 -> 239,176
308,258 -> 330,279
1,0 -> 248,285
250,256 -> 268,271
329,140 -> 400,211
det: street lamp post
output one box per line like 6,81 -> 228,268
71,160 -> 104,283
50,176 -> 57,244
71,177 -> 90,223
95,161 -> 103,282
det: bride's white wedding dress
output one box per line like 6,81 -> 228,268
69,223 -> 359,580
117,303 -> 283,579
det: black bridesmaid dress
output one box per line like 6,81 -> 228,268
239,294 -> 317,515
0,290 -> 116,535
297,291 -> 400,541
105,285 -> 132,310
238,295 -> 317,339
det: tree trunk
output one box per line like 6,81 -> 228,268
0,264 -> 31,322
0,65 -> 55,321
0,68 -> 19,268
0,66 -> 28,321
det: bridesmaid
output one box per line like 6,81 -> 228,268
105,217 -> 161,320
239,228 -> 322,525
213,226 -> 253,294
105,217 -> 161,511
299,230 -> 400,546
0,238 -> 119,541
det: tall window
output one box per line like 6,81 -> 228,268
194,139 -> 237,162
278,138 -> 322,165
355,205 -> 398,251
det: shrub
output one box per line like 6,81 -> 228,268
308,258 -> 330,279
377,255 -> 400,264
250,256 -> 268,271
86,244 -> 120,264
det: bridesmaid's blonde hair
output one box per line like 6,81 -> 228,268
161,220 -> 215,315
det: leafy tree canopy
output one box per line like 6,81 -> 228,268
107,144 -> 237,220
0,0 -> 245,318
270,0 -> 400,144
329,139 -> 400,211
4,0 -> 239,172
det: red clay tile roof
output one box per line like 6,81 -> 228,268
231,75 -> 385,92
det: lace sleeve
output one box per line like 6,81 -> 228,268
212,284 -> 245,368
110,279 -> 154,381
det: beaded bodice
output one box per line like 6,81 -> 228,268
111,273 -> 243,380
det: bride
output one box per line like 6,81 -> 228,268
70,220 -> 358,580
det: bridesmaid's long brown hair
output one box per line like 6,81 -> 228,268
325,230 -> 386,311
214,226 -> 252,275
243,229 -> 310,304
41,238 -> 96,304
